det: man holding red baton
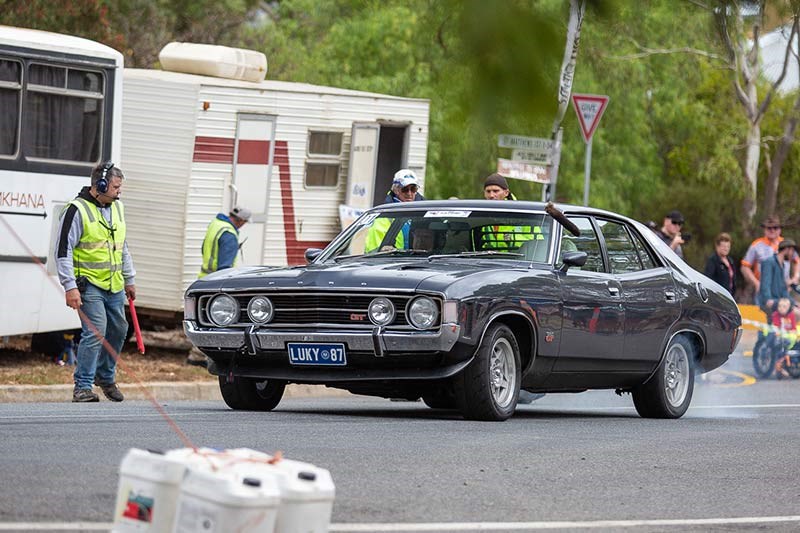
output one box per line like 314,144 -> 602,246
55,162 -> 136,403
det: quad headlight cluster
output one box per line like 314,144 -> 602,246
367,296 -> 440,329
207,295 -> 275,326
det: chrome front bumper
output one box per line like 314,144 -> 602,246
183,321 -> 462,355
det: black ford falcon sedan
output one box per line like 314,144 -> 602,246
184,200 -> 742,421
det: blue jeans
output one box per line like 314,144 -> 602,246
74,283 -> 128,390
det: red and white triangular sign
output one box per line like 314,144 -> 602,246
571,94 -> 609,143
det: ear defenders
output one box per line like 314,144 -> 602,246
96,161 -> 114,194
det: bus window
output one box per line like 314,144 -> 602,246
23,63 -> 104,163
0,58 -> 21,156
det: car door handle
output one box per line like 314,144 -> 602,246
608,286 -> 620,296
665,290 -> 676,301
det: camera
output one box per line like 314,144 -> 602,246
681,233 -> 692,243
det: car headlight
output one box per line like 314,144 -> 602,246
247,296 -> 274,324
207,294 -> 239,326
368,297 -> 395,326
407,296 -> 439,329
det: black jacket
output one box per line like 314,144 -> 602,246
704,253 -> 736,296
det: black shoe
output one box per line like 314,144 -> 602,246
73,388 -> 99,403
97,382 -> 124,402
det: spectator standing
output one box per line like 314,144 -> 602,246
758,239 -> 797,315
55,162 -> 135,403
704,232 -> 736,296
657,210 -> 686,259
741,215 -> 800,305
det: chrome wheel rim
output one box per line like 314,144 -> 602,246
664,343 -> 690,407
489,337 -> 516,409
255,380 -> 272,398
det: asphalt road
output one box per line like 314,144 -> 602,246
1,345 -> 800,532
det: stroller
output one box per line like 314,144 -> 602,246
752,327 -> 800,379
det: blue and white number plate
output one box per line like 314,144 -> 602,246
287,343 -> 347,366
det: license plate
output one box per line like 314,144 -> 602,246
287,343 -> 347,366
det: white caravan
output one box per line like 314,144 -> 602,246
121,44 -> 430,318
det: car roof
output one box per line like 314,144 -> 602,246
369,200 -> 631,223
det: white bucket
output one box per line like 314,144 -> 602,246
173,468 -> 280,533
111,448 -> 188,533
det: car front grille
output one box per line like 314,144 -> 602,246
197,292 -> 441,329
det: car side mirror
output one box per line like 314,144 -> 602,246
560,251 -> 587,273
304,248 -> 323,263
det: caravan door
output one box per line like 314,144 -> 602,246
345,123 -> 380,211
231,114 -> 276,266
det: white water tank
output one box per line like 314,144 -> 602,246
158,42 -> 267,82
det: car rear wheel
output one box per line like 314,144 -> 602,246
218,375 -> 286,411
632,335 -> 695,419
455,323 -> 520,421
752,336 -> 774,379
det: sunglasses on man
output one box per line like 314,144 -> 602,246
401,185 -> 418,193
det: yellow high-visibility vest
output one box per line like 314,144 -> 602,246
199,217 -> 238,278
70,198 -> 126,293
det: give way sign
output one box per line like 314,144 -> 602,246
571,94 -> 609,143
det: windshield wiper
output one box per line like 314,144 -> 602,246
333,249 -> 431,262
427,251 -> 525,261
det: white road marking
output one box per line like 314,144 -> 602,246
4,516 -> 800,531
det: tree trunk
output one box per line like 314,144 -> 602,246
763,114 -> 800,216
743,121 -> 760,221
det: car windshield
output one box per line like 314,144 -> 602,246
320,208 -> 554,262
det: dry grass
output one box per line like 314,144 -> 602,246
0,333 -> 214,386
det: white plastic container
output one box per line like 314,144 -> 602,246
269,458 -> 336,533
172,468 -> 280,533
165,448 -> 335,533
112,448 -> 189,533
158,42 -> 267,82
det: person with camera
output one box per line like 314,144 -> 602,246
657,210 -> 688,259
55,162 -> 136,403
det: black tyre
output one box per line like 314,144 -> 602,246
454,323 -> 520,421
752,338 -> 775,379
632,335 -> 695,419
218,375 -> 286,411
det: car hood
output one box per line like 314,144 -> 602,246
187,259 -> 523,293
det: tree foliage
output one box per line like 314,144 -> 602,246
6,0 -> 800,273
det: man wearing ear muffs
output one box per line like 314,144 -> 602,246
55,162 -> 136,403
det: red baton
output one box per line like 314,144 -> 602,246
128,296 -> 145,354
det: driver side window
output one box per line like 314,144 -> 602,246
561,217 -> 603,272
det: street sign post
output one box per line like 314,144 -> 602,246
496,159 -> 550,184
571,94 -> 609,206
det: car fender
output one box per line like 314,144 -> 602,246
474,310 -> 538,374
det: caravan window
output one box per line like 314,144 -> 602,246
308,131 -> 342,156
305,131 -> 343,188
0,59 -> 22,156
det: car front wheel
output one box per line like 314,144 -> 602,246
455,323 -> 520,421
218,375 -> 286,411
632,335 -> 695,419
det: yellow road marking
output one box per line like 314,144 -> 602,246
709,368 -> 756,388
